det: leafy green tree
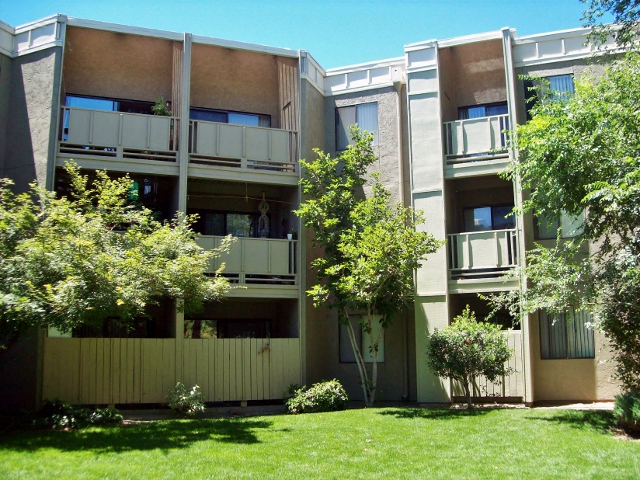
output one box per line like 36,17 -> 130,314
0,162 -> 231,352
426,306 -> 513,409
492,52 -> 640,392
296,127 -> 442,406
582,0 -> 640,46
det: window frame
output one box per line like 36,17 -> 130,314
335,102 -> 379,151
189,106 -> 271,128
462,204 -> 516,233
458,101 -> 508,120
539,310 -> 595,360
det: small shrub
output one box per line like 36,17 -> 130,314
167,382 -> 205,417
614,392 -> 640,432
34,399 -> 122,430
286,379 -> 349,414
282,383 -> 304,400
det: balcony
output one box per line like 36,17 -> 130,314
448,229 -> 517,280
196,236 -> 298,293
443,114 -> 509,169
189,120 -> 298,179
58,107 -> 179,166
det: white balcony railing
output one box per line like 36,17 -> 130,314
196,236 -> 297,286
448,228 -> 517,279
59,107 -> 178,162
189,120 -> 298,174
443,114 -> 509,165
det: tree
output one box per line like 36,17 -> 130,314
582,0 -> 640,46
296,127 -> 442,406
0,162 -> 231,351
426,306 -> 513,409
492,52 -> 640,392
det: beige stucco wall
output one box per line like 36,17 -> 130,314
4,47 -> 62,192
62,26 -> 174,104
439,39 -> 507,123
529,312 -> 619,402
191,45 -> 297,129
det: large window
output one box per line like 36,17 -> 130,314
65,94 -> 154,114
524,74 -> 575,120
188,209 -> 267,238
535,210 -> 584,240
184,319 -> 270,339
458,102 -> 508,120
336,102 -> 378,151
339,316 -> 384,363
539,310 -> 595,359
463,205 -> 515,232
190,107 -> 271,128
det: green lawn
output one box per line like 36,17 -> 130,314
1,408 -> 639,479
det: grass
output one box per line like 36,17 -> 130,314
1,408 -> 639,479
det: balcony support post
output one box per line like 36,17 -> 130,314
177,33 -> 192,213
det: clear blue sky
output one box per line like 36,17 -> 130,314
1,0 -> 603,69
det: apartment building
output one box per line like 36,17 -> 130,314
0,14 -> 621,410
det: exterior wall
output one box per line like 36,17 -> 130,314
191,45 -> 295,128
62,27 -> 173,104
0,52 -> 12,172
299,78 -> 329,387
439,39 -> 507,122
4,46 -> 62,191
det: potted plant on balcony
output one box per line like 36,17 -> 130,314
152,97 -> 172,116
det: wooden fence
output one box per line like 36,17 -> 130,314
42,338 -> 301,405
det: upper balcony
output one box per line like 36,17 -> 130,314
58,106 -> 180,175
443,114 -> 509,168
188,120 -> 298,183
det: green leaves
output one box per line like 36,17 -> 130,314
0,162 -> 230,344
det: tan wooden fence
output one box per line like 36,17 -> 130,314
42,337 -> 301,405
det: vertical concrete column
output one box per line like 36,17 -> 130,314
177,33 -> 192,213
502,28 -> 534,404
405,41 -> 451,403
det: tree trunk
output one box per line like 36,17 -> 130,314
343,310 -> 371,406
464,376 -> 473,409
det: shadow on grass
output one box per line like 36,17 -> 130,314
378,408 -> 491,420
0,418 -> 276,454
526,410 -> 616,435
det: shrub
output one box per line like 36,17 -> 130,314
34,399 -> 123,430
167,382 -> 205,416
614,392 -> 640,432
427,306 -> 513,409
286,379 -> 349,414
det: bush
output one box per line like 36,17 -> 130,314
427,306 -> 513,409
167,382 -> 205,416
286,379 -> 349,414
614,392 -> 640,432
34,399 -> 123,430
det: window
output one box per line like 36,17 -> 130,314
336,102 -> 378,151
188,210 -> 267,238
458,102 -> 508,120
184,319 -> 270,339
463,205 -> 515,232
539,310 -> 595,359
65,94 -> 154,114
535,210 -> 584,240
524,74 -> 575,120
339,316 -> 384,363
189,107 -> 271,127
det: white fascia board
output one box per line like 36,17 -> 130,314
325,56 -> 404,76
0,19 -> 16,34
301,51 -> 327,76
325,82 -> 395,97
192,34 -> 298,58
14,14 -> 65,33
514,26 -> 594,44
404,39 -> 437,52
437,29 -> 504,48
67,17 -> 184,41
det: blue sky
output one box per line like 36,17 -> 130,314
2,1 -> 601,68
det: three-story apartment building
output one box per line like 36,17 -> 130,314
0,14 -> 621,410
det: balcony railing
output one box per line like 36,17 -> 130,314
443,114 -> 509,166
196,236 -> 297,286
448,228 -> 517,279
59,107 -> 178,162
189,120 -> 298,174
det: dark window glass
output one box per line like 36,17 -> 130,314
463,205 -> 515,232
